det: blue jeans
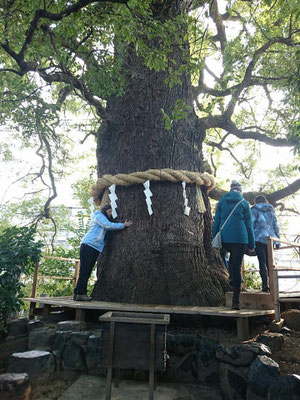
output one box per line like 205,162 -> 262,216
223,243 -> 247,288
75,244 -> 100,295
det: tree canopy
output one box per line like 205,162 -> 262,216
0,0 -> 299,218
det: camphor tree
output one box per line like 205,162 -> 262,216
0,0 -> 299,305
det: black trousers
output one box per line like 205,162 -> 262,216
223,243 -> 247,288
75,244 -> 100,295
255,241 -> 269,290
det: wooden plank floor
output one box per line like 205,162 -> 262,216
24,296 -> 275,319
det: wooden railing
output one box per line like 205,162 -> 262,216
267,237 -> 300,322
31,256 -> 80,299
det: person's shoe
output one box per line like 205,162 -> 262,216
73,292 -> 77,300
262,286 -> 270,293
75,294 -> 92,301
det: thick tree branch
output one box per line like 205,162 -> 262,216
224,35 -> 298,118
202,116 -> 296,147
209,0 -> 227,52
209,178 -> 300,208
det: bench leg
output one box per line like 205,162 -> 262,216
29,303 -> 36,320
75,309 -> 86,321
149,323 -> 155,400
237,318 -> 249,341
43,304 -> 51,318
106,322 -> 115,400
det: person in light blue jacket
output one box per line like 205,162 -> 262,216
251,195 -> 280,292
74,204 -> 133,301
213,180 -> 255,309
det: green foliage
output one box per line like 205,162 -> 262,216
72,178 -> 96,211
22,212 -> 89,300
161,99 -> 192,130
244,262 -> 261,290
0,226 -> 42,335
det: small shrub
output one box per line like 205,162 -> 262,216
0,225 -> 42,337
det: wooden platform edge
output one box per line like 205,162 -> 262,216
24,297 -> 275,318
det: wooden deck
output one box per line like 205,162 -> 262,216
24,296 -> 275,341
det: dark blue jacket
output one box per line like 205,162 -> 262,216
213,191 -> 255,248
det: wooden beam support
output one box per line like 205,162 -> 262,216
75,308 -> 86,321
236,318 -> 249,341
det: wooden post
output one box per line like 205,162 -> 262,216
29,262 -> 39,320
267,237 -> 275,302
75,309 -> 86,321
149,324 -> 156,400
31,262 -> 40,298
43,304 -> 51,318
106,322 -> 115,400
74,260 -> 80,288
236,318 -> 249,341
273,268 -> 280,322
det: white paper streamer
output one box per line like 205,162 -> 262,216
88,197 -> 95,218
182,182 -> 191,216
108,184 -> 118,219
143,180 -> 153,215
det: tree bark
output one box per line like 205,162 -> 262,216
92,2 -> 229,305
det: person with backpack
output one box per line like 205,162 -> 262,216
251,195 -> 280,292
213,180 -> 255,310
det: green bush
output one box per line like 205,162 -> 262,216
0,226 -> 42,337
244,262 -> 261,290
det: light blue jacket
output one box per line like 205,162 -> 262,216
81,211 -> 125,252
251,202 -> 280,244
213,191 -> 255,248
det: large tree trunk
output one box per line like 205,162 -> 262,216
92,1 -> 229,306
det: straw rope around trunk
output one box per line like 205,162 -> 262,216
91,168 -> 215,205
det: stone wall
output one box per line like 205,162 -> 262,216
1,318 -> 300,400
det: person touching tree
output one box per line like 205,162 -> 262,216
74,204 -> 133,301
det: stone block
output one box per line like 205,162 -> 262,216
282,310 -> 300,331
247,355 -> 279,399
216,342 -> 271,366
62,342 -> 86,371
85,333 -> 102,371
277,374 -> 300,400
256,332 -> 284,352
51,331 -> 71,360
219,361 -> 249,400
7,318 -> 28,337
28,328 -> 55,351
28,320 -> 43,332
196,337 -> 222,384
167,330 -> 200,356
70,331 -> 91,347
0,373 -> 31,400
8,350 -> 55,377
56,320 -> 87,332
174,352 -> 197,383
269,318 -> 284,333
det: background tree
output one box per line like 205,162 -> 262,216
0,0 -> 299,305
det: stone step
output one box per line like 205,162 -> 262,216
225,291 -> 274,310
8,350 -> 55,378
0,373 -> 31,400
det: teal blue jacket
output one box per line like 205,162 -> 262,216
213,191 -> 255,248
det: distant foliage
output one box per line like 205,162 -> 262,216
244,262 -> 261,290
0,226 -> 42,337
